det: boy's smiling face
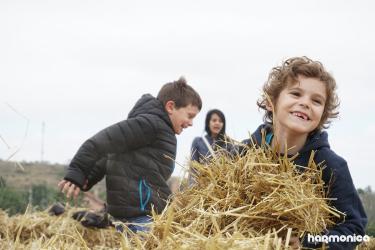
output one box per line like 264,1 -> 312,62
268,75 -> 327,136
166,101 -> 200,134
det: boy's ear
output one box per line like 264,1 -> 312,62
165,100 -> 176,115
265,100 -> 273,112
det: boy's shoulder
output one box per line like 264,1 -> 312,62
309,130 -> 344,167
241,123 -> 271,146
128,94 -> 166,119
127,93 -> 174,130
315,146 -> 353,184
316,146 -> 347,169
302,130 -> 350,179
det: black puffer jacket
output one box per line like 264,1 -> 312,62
64,94 -> 177,219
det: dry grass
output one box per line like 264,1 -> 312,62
1,143 -> 371,249
139,144 -> 342,249
0,206 -> 290,250
0,206 -> 123,249
358,238 -> 375,250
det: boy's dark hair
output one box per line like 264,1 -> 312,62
157,77 -> 202,110
205,109 -> 226,142
257,56 -> 340,130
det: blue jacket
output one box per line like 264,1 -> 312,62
191,135 -> 215,163
191,134 -> 236,163
243,124 -> 367,250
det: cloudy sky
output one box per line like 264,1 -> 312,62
1,0 -> 374,188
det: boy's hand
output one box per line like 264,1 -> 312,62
288,236 -> 301,249
58,180 -> 86,200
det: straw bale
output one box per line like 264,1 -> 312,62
0,209 -> 9,239
135,143 -> 342,249
141,204 -> 292,250
358,236 -> 375,250
0,143 -> 345,249
152,145 -> 341,240
0,206 -> 123,249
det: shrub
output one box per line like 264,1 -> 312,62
0,187 -> 27,215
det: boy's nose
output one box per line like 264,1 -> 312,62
299,103 -> 309,109
299,98 -> 310,109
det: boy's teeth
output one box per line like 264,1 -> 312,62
293,112 -> 307,120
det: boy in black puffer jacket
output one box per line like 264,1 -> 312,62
58,77 -> 202,231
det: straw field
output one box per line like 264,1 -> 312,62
0,143 -> 372,249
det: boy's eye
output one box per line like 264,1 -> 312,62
290,91 -> 300,97
313,99 -> 322,105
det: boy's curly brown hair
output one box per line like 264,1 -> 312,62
257,56 -> 340,131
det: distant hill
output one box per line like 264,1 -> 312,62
0,159 -> 105,196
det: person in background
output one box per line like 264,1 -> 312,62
189,109 -> 236,184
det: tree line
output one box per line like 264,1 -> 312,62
0,176 -> 75,215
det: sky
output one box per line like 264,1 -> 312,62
1,0 -> 374,188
